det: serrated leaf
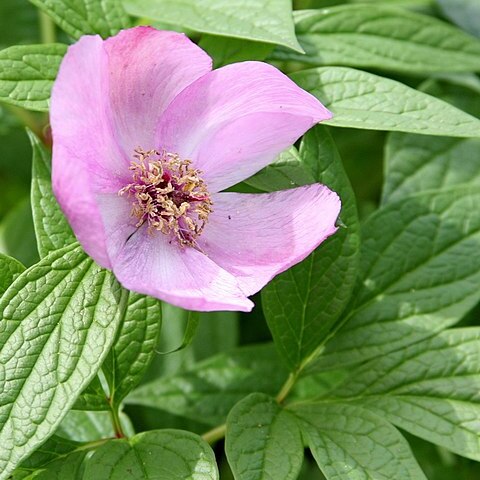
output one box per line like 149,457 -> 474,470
383,78 -> 480,203
226,393 -> 303,480
28,130 -> 75,257
82,429 -> 218,479
291,67 -> 480,137
123,0 -> 303,52
292,402 -> 426,479
30,0 -> 130,39
0,44 -> 66,112
438,0 -> 480,38
199,35 -> 273,68
262,126 -> 360,371
0,244 -> 128,479
273,5 -> 480,73
103,292 -> 162,406
126,344 -> 287,426
330,328 -> 480,461
314,187 -> 480,370
0,252 -> 24,296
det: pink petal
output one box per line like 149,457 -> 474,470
105,27 -> 212,155
51,28 -> 212,268
198,185 -> 341,296
51,35 -> 124,268
156,62 -> 331,192
103,217 -> 254,312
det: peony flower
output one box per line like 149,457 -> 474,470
51,27 -> 341,312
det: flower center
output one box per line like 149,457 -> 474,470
119,147 -> 212,247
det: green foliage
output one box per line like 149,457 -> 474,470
437,0 -> 480,38
0,252 -> 25,295
123,0 -> 303,51
262,126 -> 360,371
82,430 -> 219,479
273,5 -> 480,73
314,187 -> 480,370
292,67 -> 480,137
30,0 -> 130,39
226,393 -> 304,480
0,44 -> 66,111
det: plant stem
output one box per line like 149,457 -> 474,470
275,372 -> 298,404
202,423 -> 226,445
39,11 -> 56,44
109,403 -> 125,438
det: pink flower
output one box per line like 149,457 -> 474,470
51,27 -> 341,312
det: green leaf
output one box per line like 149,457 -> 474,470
244,146 -> 316,192
292,402 -> 426,479
330,328 -> 480,461
438,0 -> 480,38
199,35 -> 274,68
72,375 -> 109,411
22,450 -> 86,480
126,344 -> 288,426
103,292 -> 162,406
123,0 -> 303,52
82,430 -> 218,479
0,197 -> 39,267
0,252 -> 24,296
28,130 -> 75,257
0,44 -> 66,112
262,126 -> 360,371
0,0 -> 40,49
383,78 -> 480,203
30,0 -> 130,39
0,244 -> 128,479
226,393 -> 304,480
314,186 -> 480,370
291,67 -> 480,137
13,435 -> 81,479
157,310 -> 199,355
273,5 -> 480,73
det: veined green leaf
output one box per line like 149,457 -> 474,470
291,67 -> 480,137
330,328 -> 480,461
314,187 -> 480,370
0,244 -> 127,479
82,430 -> 218,479
126,344 -> 287,426
103,292 -> 162,406
0,44 -> 66,111
262,126 -> 360,371
273,5 -> 480,73
226,393 -> 304,480
28,130 -> 75,257
292,403 -> 426,479
383,78 -> 480,203
123,0 -> 303,52
0,252 -> 24,296
30,0 -> 130,39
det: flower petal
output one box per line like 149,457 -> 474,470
157,61 -> 331,191
107,225 -> 254,312
51,35 -> 124,268
105,27 -> 212,154
198,185 -> 341,296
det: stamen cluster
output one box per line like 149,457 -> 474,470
119,147 -> 212,247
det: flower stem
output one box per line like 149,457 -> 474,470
39,11 -> 56,44
202,423 -> 226,445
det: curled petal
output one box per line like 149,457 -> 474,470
157,61 -> 331,192
198,185 -> 341,296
